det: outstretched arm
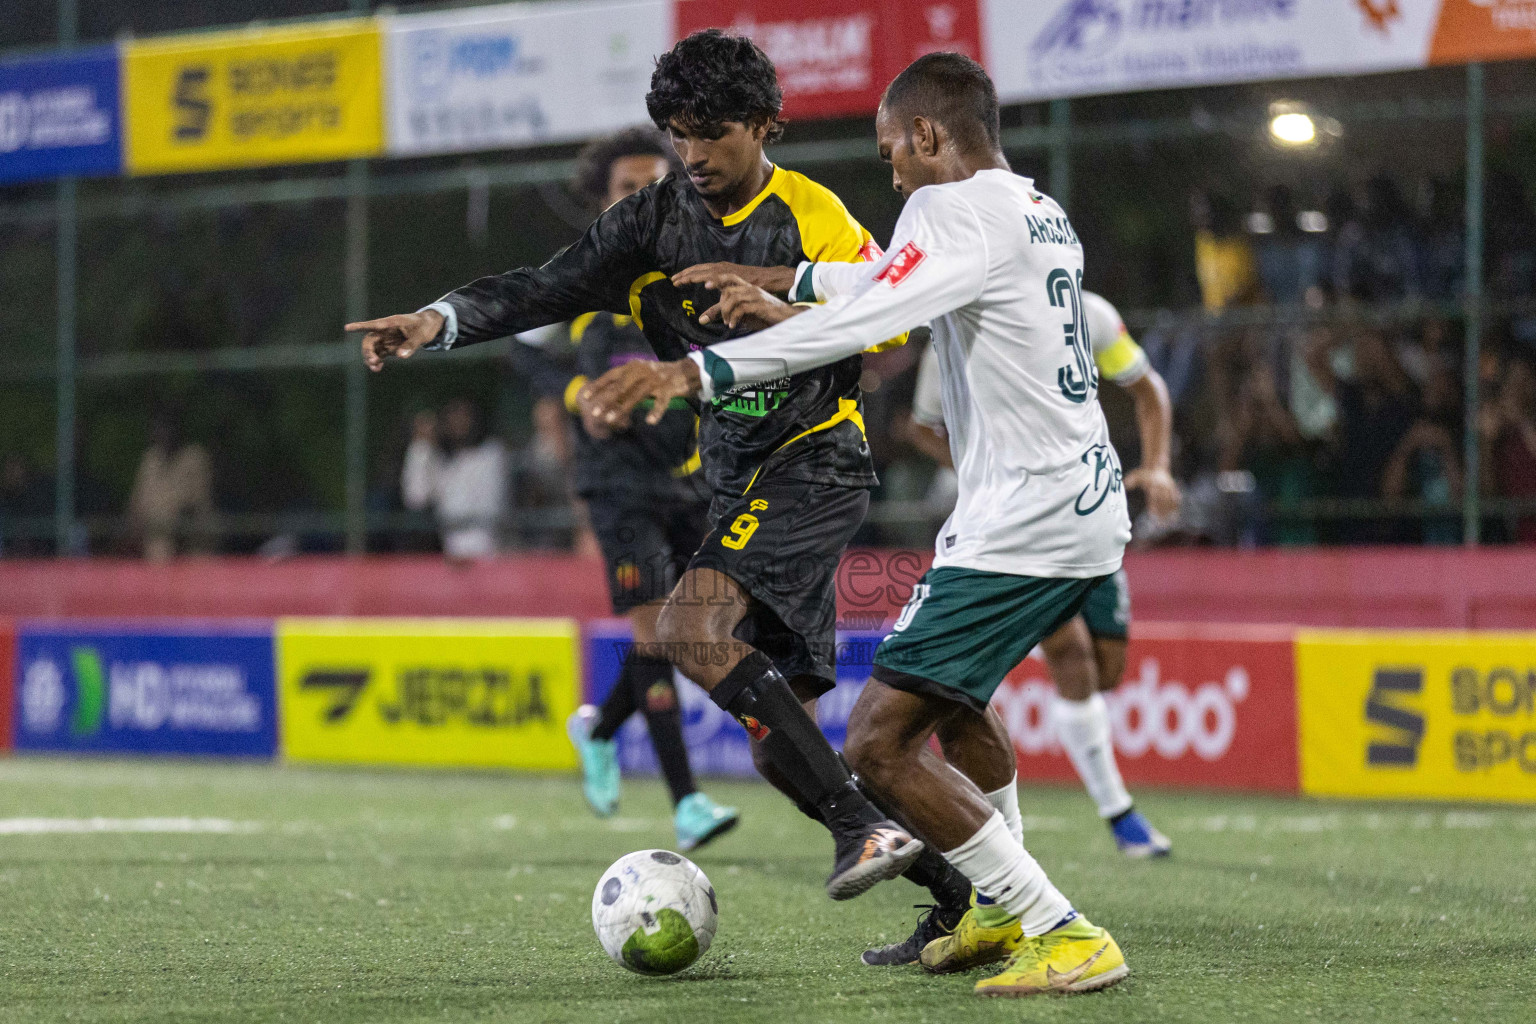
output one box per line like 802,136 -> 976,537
348,192 -> 651,369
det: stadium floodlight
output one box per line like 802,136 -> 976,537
1270,111 -> 1316,146
1267,101 -> 1341,151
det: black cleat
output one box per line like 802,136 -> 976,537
826,820 -> 925,901
862,904 -> 967,966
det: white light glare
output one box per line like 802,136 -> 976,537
1270,111 -> 1317,146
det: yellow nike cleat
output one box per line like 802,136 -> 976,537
918,903 -> 1024,974
973,915 -> 1128,997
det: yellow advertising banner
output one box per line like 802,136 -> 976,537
277,618 -> 579,771
1298,630 -> 1536,802
123,20 -> 383,175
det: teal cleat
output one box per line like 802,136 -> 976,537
673,792 -> 740,852
566,705 -> 620,817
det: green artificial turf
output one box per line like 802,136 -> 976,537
1,757 -> 1531,1023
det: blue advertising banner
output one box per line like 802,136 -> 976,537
15,621 -> 278,757
584,622 -> 884,777
0,46 -> 122,185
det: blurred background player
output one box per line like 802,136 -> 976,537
908,289 -> 1177,857
512,127 -> 739,853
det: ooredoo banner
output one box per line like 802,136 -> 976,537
14,621 -> 278,757
994,624 -> 1299,792
278,618 -> 581,771
675,0 -> 983,120
383,1 -> 673,157
122,19 -> 384,175
1298,630 -> 1536,802
0,46 -> 122,185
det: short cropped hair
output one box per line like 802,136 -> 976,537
572,126 -> 678,208
646,29 -> 785,142
882,52 -> 1000,151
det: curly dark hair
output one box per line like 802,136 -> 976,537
646,29 -> 785,142
571,126 -> 679,208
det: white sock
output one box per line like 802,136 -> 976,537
984,775 -> 1024,845
943,811 -> 1074,936
1052,694 -> 1133,819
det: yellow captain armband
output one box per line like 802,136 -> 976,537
1095,332 -> 1148,384
563,375 -> 588,414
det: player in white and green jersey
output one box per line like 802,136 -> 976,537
584,52 -> 1130,998
910,290 -> 1179,858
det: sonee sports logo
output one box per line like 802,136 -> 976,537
873,242 -> 927,287
1364,667 -> 1425,767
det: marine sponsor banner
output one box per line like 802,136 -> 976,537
14,621 -> 278,757
675,0 -> 983,119
984,0 -> 1536,104
0,46 -> 122,185
278,618 -> 580,771
383,1 -> 673,157
994,624 -> 1299,792
1298,630 -> 1536,802
0,619 -> 14,750
123,20 -> 383,175
586,622 -> 879,776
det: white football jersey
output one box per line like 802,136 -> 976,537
691,170 -> 1130,579
912,289 -> 1149,428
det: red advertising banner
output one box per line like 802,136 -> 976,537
992,623 -> 1299,793
0,619 -> 14,750
675,0 -> 982,120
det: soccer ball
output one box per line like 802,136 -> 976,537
591,849 -> 718,975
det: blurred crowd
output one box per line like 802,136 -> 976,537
4,165 -> 1536,559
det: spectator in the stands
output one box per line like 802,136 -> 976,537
1383,364 -> 1463,545
1482,356 -> 1536,543
0,453 -> 54,557
1414,176 -> 1464,302
401,397 -> 508,559
1307,325 -> 1418,542
1333,175 -> 1421,303
126,408 -> 215,562
1192,189 -> 1260,311
1253,184 -> 1325,306
1487,168 -> 1536,300
1220,361 -> 1313,545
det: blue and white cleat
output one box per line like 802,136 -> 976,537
566,705 -> 620,817
674,792 -> 740,852
1109,808 -> 1171,858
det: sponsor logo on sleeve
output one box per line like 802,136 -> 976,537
873,242 -> 927,287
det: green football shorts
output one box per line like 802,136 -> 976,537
1079,568 -> 1131,641
870,565 -> 1107,712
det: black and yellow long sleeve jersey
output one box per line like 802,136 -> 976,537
513,312 -> 703,501
431,165 -> 902,496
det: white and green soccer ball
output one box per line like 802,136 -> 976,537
592,849 -> 717,975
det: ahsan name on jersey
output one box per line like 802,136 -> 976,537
1026,214 -> 1080,247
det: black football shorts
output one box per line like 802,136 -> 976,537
684,478 -> 870,696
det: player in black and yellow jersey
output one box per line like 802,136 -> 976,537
513,128 -> 738,853
350,30 -> 941,901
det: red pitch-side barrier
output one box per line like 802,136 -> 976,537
0,547 -> 1531,627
